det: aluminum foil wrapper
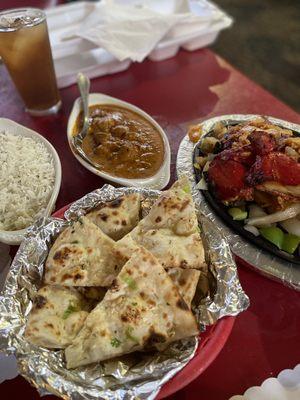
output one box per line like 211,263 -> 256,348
177,114 -> 300,291
0,184 -> 249,399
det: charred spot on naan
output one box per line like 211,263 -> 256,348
176,298 -> 189,311
99,213 -> 108,222
120,305 -> 141,324
53,246 -> 83,265
33,295 -> 47,309
180,260 -> 188,268
143,327 -> 169,348
110,279 -> 120,292
60,270 -> 85,284
109,198 -> 124,208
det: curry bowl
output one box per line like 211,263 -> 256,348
67,93 -> 171,189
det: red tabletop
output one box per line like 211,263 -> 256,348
1,4 -> 300,398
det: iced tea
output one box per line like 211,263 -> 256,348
0,8 -> 61,115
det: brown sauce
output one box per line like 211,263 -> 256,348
73,104 -> 165,179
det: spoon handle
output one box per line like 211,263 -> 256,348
77,73 -> 90,132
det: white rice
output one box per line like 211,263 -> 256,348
0,131 -> 55,231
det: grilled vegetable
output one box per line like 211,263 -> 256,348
228,207 -> 248,221
246,204 -> 300,227
281,234 -> 300,254
259,227 -> 284,249
280,217 -> 300,236
200,137 -> 219,155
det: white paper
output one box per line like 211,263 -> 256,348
73,1 -> 191,62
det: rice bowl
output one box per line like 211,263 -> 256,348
0,119 -> 61,245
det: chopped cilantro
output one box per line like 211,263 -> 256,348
62,303 -> 79,319
196,226 -> 201,233
182,185 -> 191,194
111,337 -> 121,347
71,240 -> 79,244
125,326 -> 139,343
121,274 -> 137,290
131,302 -> 138,306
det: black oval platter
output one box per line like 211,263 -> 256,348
193,126 -> 300,265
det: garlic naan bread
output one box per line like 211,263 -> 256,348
85,194 -> 141,240
167,268 -> 200,308
44,217 -> 125,287
117,177 -> 206,270
65,248 -> 199,369
25,286 -> 89,349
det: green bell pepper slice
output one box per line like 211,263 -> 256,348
282,234 -> 300,254
259,226 -> 284,249
228,207 -> 248,221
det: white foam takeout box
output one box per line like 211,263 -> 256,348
46,1 -> 232,88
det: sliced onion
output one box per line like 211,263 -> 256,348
207,153 -> 216,161
280,217 -> 300,236
244,224 -> 260,236
196,177 -> 208,190
246,203 -> 300,227
248,204 -> 267,219
203,161 -> 211,172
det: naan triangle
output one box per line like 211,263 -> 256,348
85,193 -> 141,240
65,247 -> 199,369
25,286 -> 89,349
168,268 -> 200,308
117,176 -> 206,270
44,217 -> 126,287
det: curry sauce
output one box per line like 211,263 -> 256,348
73,104 -> 165,179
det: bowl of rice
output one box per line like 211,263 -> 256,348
0,118 -> 62,245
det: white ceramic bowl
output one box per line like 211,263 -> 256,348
67,93 -> 170,189
0,119 -> 62,245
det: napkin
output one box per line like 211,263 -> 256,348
70,0 -> 192,62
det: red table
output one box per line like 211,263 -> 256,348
1,5 -> 300,399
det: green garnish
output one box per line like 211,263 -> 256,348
62,304 -> 79,320
228,207 -> 248,221
125,326 -> 139,343
131,302 -> 138,306
111,337 -> 121,347
196,226 -> 201,233
71,240 -> 79,244
259,227 -> 284,249
281,234 -> 300,254
121,274 -> 137,290
182,185 -> 191,194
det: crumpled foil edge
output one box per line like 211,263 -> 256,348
0,183 -> 249,399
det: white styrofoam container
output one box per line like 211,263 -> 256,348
229,364 -> 300,400
46,1 -> 232,88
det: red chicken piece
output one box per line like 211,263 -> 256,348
246,152 -> 300,186
249,130 -> 276,155
208,158 -> 253,202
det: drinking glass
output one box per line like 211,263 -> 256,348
0,8 -> 61,116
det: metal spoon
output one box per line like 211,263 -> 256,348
72,73 -> 101,168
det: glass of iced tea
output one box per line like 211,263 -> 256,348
0,8 -> 61,116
